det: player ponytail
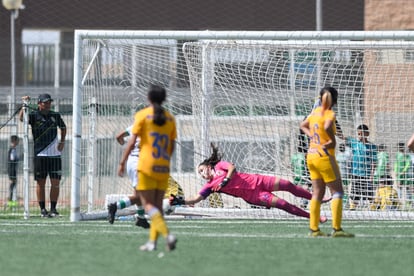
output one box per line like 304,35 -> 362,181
319,86 -> 338,110
199,143 -> 222,167
148,85 -> 167,126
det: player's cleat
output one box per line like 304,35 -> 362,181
309,229 -> 329,237
107,203 -> 117,224
135,217 -> 150,229
139,241 -> 156,251
49,209 -> 60,217
331,229 -> 355,238
40,209 -> 49,218
166,234 -> 177,251
320,215 -> 328,223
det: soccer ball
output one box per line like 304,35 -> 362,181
163,198 -> 175,215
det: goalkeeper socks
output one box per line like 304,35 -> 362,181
148,207 -> 169,238
39,201 -> 46,210
117,198 -> 131,209
330,194 -> 343,230
275,198 -> 310,219
137,206 -> 145,218
309,198 -> 321,231
278,178 -> 312,200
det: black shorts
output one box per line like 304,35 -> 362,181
350,175 -> 374,201
34,156 -> 62,181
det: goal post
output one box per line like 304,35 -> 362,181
71,30 -> 414,221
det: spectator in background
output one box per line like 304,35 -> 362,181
19,94 -> 67,218
374,144 -> 390,184
407,133 -> 414,151
393,142 -> 413,208
345,124 -> 377,210
7,135 -> 20,207
336,143 -> 352,187
373,176 -> 400,211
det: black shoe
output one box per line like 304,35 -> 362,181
49,209 -> 60,217
40,209 -> 49,218
107,203 -> 117,224
135,217 -> 150,229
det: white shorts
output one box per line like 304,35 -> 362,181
127,156 -> 138,188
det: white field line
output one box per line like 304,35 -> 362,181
0,220 -> 414,239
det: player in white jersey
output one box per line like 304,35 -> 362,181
107,125 -> 150,228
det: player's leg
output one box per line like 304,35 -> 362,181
138,174 -> 176,251
34,157 -> 48,217
266,193 -> 327,223
325,158 -> 354,238
274,177 -> 312,200
49,157 -> 62,217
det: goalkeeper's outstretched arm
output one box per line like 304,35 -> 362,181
170,194 -> 204,206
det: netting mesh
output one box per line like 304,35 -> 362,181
73,31 -> 414,220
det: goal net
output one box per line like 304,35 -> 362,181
72,30 -> 414,221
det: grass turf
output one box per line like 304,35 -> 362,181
0,218 -> 413,276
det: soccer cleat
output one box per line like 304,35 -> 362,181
166,234 -> 177,251
40,209 -> 49,218
139,241 -> 156,251
331,229 -> 355,238
309,229 -> 329,237
107,203 -> 117,224
135,217 -> 150,229
49,209 -> 60,217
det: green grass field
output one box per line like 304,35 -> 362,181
0,217 -> 413,276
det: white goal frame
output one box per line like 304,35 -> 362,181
71,30 -> 414,221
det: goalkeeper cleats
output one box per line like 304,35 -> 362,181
135,217 -> 150,229
331,229 -> 355,238
309,229 -> 329,237
166,234 -> 177,251
139,241 -> 156,252
107,203 -> 117,224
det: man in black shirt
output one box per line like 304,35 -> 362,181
19,94 -> 66,217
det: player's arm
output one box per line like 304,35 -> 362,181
115,129 -> 128,145
19,96 -> 31,122
170,194 -> 204,206
299,118 -> 311,137
117,133 -> 136,176
323,118 -> 336,149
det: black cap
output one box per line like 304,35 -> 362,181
38,93 -> 53,103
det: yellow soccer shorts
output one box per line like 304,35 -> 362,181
137,171 -> 169,191
307,154 -> 339,183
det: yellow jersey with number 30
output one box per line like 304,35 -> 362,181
132,106 -> 177,181
307,106 -> 336,157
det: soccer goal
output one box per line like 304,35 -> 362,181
71,30 -> 414,221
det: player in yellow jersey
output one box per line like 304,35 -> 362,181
118,85 -> 177,251
300,87 -> 354,238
